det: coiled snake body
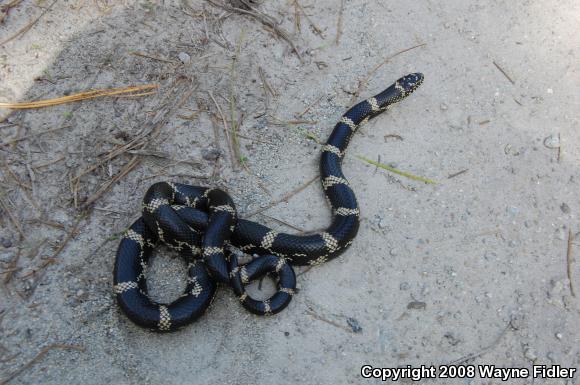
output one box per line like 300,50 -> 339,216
113,73 -> 424,331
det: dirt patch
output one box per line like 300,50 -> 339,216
0,1 -> 579,384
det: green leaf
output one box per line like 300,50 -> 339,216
356,155 -> 438,184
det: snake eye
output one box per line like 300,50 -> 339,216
399,73 -> 424,93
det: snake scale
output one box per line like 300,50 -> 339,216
113,73 -> 424,331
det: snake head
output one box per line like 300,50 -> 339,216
398,73 -> 424,95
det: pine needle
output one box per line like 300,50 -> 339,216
356,155 -> 438,184
0,84 -> 159,110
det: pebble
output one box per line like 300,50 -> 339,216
543,134 -> 560,149
346,317 -> 362,333
555,332 -> 563,340
483,251 -> 497,260
507,206 -> 519,216
440,103 -> 448,111
445,266 -> 457,277
1,237 -> 12,248
560,203 -> 570,214
547,279 -> 566,307
201,147 -> 221,161
399,282 -> 410,290
524,347 -> 538,361
407,301 -> 426,310
555,228 -> 566,240
0,252 -> 13,263
389,248 -> 398,256
178,52 -> 191,64
378,217 -> 389,229
444,332 -> 461,346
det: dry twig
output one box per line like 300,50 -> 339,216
1,125 -> 71,147
448,169 -> 469,179
229,32 -> 245,168
0,0 -> 57,46
21,216 -> 85,297
0,194 -> 24,238
335,0 -> 345,44
350,43 -> 426,103
0,0 -> 23,24
73,81 -> 196,205
208,91 -> 236,169
258,213 -> 306,233
297,95 -> 323,118
305,308 -> 353,333
292,0 -> 324,38
246,174 -> 319,217
81,157 -> 140,210
566,230 -> 576,297
0,85 -> 158,110
447,322 -> 512,365
205,0 -> 302,60
492,61 -> 515,85
0,344 -> 85,385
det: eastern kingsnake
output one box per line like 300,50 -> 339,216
113,73 -> 424,332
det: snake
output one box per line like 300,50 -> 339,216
113,73 -> 424,332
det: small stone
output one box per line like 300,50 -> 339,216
76,289 -> 85,298
65,158 -> 77,168
284,331 -> 290,337
507,206 -> 519,216
178,52 -> 191,64
560,203 -> 570,214
555,228 -> 566,241
389,248 -> 398,256
346,317 -> 362,333
548,279 -> 566,299
440,103 -> 448,111
555,332 -> 563,340
399,282 -> 410,290
201,147 -> 221,161
378,217 -> 388,229
524,347 -> 537,361
1,238 -> 12,248
444,332 -> 461,346
543,134 -> 560,149
483,251 -> 497,260
407,301 -> 426,310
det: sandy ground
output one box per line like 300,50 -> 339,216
0,0 -> 579,384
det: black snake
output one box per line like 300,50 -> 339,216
113,73 -> 424,331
